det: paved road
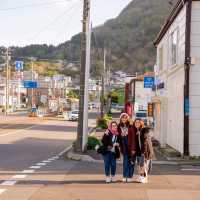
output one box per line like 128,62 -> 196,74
0,112 -> 97,172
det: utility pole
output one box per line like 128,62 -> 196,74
75,0 -> 91,152
5,48 -> 11,115
100,48 -> 106,118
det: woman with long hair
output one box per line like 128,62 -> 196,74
118,113 -> 136,183
134,119 -> 154,183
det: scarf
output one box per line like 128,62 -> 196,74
136,129 -> 142,150
108,122 -> 119,136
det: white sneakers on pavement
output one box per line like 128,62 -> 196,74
111,176 -> 117,183
106,177 -> 111,183
122,178 -> 127,182
127,178 -> 133,183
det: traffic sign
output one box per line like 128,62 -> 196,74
15,61 -> 23,71
23,81 -> 37,88
144,77 -> 155,88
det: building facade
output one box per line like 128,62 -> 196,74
154,0 -> 200,156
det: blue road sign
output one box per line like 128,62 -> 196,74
144,77 -> 155,88
15,61 -> 23,71
23,81 -> 37,88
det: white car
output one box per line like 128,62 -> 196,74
68,110 -> 79,121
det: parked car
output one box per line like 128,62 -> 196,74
68,110 -> 79,121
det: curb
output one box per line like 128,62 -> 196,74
154,147 -> 200,165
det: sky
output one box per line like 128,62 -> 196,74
0,0 -> 132,47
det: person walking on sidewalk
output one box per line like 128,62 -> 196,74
101,121 -> 120,183
118,113 -> 136,183
134,119 -> 154,184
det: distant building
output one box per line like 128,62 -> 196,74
153,0 -> 200,156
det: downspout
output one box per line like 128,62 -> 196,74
184,0 -> 192,157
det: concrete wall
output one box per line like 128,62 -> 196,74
155,4 -> 186,153
189,1 -> 200,156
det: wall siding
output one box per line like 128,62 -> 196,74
190,1 -> 200,156
155,5 -> 186,154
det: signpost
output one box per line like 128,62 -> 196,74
15,61 -> 23,71
144,77 -> 155,88
23,81 -> 37,89
15,61 -> 23,109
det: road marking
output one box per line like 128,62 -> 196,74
0,189 -> 6,194
48,158 -> 56,161
22,170 -> 35,174
30,166 -> 41,169
181,168 -> 200,171
1,180 -> 17,186
51,156 -> 59,159
0,124 -> 40,137
12,175 -> 27,179
36,163 -> 47,166
58,145 -> 72,156
43,160 -> 51,163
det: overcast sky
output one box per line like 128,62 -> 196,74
0,0 -> 132,47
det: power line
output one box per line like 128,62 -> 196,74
52,1 -> 82,43
27,0 -> 81,43
0,0 -> 76,12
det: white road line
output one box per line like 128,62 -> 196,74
0,189 -> 6,194
36,163 -> 47,166
48,158 -> 56,161
12,175 -> 27,179
42,160 -> 51,163
29,166 -> 41,169
58,145 -> 72,156
51,156 -> 59,159
1,180 -> 17,186
21,170 -> 35,174
0,124 -> 40,137
181,168 -> 200,171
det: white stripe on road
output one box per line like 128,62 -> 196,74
36,163 -> 47,166
29,166 -> 41,169
181,168 -> 200,171
0,189 -> 6,194
1,180 -> 17,186
48,158 -> 56,161
21,170 -> 35,174
42,160 -> 51,163
12,175 -> 27,179
0,124 -> 41,137
58,145 -> 72,156
51,156 -> 59,159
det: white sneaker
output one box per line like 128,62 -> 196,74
106,177 -> 111,183
140,176 -> 147,184
111,176 -> 117,183
122,178 -> 127,183
127,178 -> 133,183
137,175 -> 142,183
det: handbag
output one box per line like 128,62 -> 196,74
97,145 -> 108,155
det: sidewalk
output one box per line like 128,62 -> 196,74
0,157 -> 199,200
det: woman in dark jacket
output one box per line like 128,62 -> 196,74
101,121 -> 120,183
118,113 -> 136,183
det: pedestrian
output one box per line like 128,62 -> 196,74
133,119 -> 154,183
101,121 -> 120,183
118,113 -> 136,183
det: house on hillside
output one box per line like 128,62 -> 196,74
153,0 -> 200,156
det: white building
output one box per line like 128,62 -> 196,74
153,0 -> 200,156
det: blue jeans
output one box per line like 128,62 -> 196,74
103,152 -> 116,177
123,154 -> 135,178
136,155 -> 145,167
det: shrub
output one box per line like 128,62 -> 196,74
96,114 -> 112,129
87,136 -> 101,150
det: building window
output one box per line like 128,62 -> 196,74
158,47 -> 163,71
170,29 -> 179,66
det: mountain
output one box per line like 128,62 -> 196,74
12,0 -> 177,75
